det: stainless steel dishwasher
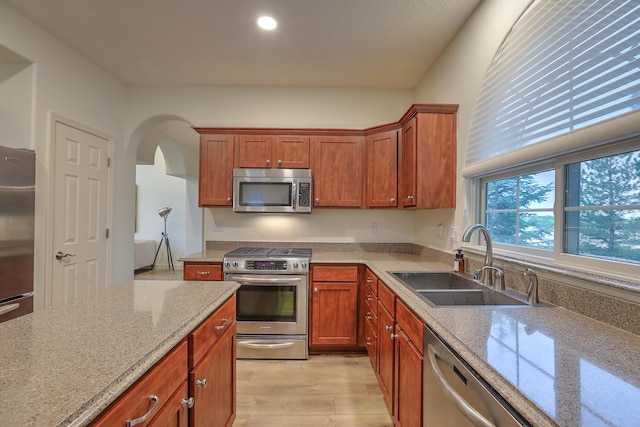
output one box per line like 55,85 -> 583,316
423,326 -> 531,427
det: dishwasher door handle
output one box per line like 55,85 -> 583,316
427,344 -> 496,427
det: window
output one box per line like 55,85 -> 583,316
564,148 -> 640,264
480,142 -> 640,268
483,170 -> 555,251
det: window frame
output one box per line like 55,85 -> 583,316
472,136 -> 640,283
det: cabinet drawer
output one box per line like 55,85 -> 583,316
183,263 -> 223,281
312,265 -> 359,282
378,280 -> 395,315
189,295 -> 236,368
92,340 -> 188,427
396,299 -> 424,355
364,268 -> 378,296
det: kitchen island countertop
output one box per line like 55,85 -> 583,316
0,279 -> 239,426
185,248 -> 640,427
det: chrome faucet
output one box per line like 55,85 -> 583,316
476,266 -> 505,291
462,224 -> 494,287
524,268 -> 539,305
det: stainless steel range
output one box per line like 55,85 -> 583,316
223,247 -> 311,360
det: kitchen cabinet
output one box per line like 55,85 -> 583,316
149,381 -> 190,427
310,265 -> 360,349
361,268 -> 378,368
365,129 -> 398,208
235,134 -> 310,169
183,262 -> 223,281
377,280 -> 396,413
91,341 -> 188,427
394,299 -> 424,427
311,135 -> 364,208
189,295 -> 236,427
199,134 -> 234,207
398,105 -> 458,208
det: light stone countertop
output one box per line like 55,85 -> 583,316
0,279 -> 239,427
185,248 -> 640,427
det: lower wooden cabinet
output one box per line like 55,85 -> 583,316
189,295 -> 236,427
310,265 -> 360,350
394,300 -> 424,427
183,262 -> 223,281
91,296 -> 236,427
91,341 -> 188,427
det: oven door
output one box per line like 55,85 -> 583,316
226,274 -> 308,335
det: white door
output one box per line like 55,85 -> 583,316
51,121 -> 110,307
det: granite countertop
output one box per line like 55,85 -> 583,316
0,279 -> 239,427
186,248 -> 640,427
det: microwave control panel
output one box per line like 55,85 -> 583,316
298,182 -> 311,207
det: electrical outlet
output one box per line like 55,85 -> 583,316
213,221 -> 224,232
370,223 -> 377,234
451,226 -> 459,242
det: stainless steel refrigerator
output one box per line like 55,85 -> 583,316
0,146 -> 35,323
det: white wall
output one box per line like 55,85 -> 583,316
0,1 -> 127,309
411,0 -> 531,252
135,148 -> 190,268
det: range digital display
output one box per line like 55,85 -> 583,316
245,260 -> 287,270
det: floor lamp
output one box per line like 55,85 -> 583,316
152,206 -> 175,270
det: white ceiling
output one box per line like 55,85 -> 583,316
5,0 -> 482,89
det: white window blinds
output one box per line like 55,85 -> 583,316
465,0 -> 640,175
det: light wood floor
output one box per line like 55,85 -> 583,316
234,355 -> 393,426
134,270 -> 393,426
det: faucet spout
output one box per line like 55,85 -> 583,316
462,224 -> 494,286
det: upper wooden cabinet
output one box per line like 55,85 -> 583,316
199,134 -> 234,207
311,135 -> 364,208
365,129 -> 398,208
235,135 -> 310,169
398,105 -> 458,209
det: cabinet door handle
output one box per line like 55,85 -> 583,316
214,318 -> 229,330
266,159 -> 271,166
407,195 -> 414,200
390,197 -> 396,203
126,395 -> 159,427
196,378 -> 208,388
314,287 -> 318,293
390,333 -> 399,340
278,159 -> 282,165
366,277 -> 373,283
364,296 -> 373,302
181,397 -> 195,408
385,325 -> 393,332
365,313 -> 373,320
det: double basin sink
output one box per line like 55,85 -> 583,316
389,271 -> 530,307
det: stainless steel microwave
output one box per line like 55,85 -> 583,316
232,168 -> 312,213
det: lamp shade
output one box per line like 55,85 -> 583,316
158,207 -> 172,218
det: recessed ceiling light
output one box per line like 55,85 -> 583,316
257,16 -> 277,31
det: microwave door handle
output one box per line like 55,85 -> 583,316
292,182 -> 297,209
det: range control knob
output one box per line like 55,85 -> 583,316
232,261 -> 238,268
224,261 -> 230,267
293,262 -> 299,268
301,262 -> 307,268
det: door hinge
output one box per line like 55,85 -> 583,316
107,157 -> 111,167
106,229 -> 110,239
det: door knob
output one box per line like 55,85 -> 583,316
55,251 -> 76,260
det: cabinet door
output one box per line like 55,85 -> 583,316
183,262 -> 223,281
311,135 -> 364,207
399,118 -> 417,208
377,301 -> 395,411
199,135 -> 234,206
190,329 -> 236,427
275,136 -> 310,169
366,130 -> 398,208
149,381 -> 189,427
236,135 -> 273,168
395,328 -> 423,427
311,282 -> 358,346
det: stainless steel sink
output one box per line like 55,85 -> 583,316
415,289 -> 528,307
388,271 -> 530,307
389,271 -> 481,290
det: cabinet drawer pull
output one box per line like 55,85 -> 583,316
214,318 -> 229,330
196,271 -> 210,275
181,397 -> 195,408
196,378 -> 208,388
126,395 -> 159,427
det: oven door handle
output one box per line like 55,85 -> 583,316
227,275 -> 304,284
238,341 -> 295,349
